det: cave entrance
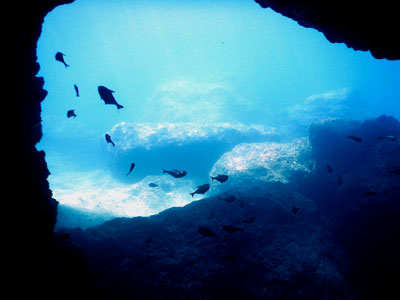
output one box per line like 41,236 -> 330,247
36,0 -> 400,229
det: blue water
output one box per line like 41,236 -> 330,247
36,0 -> 400,228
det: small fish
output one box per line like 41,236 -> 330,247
378,135 -> 397,141
389,169 -> 400,176
364,191 -> 377,196
56,233 -> 70,241
219,195 -> 236,203
241,216 -> 256,224
162,169 -> 187,178
223,225 -> 243,234
55,52 -> 69,68
291,205 -> 300,214
67,109 -> 76,118
98,86 -> 124,110
347,135 -> 362,142
149,183 -> 158,188
127,163 -> 135,176
198,226 -> 217,237
190,183 -> 210,197
338,175 -> 343,185
74,84 -> 79,97
105,133 -> 115,147
326,163 -> 333,174
210,174 -> 229,183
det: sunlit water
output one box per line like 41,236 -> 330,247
36,0 -> 400,228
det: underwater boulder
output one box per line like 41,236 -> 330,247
285,88 -> 370,135
105,122 -> 279,182
210,137 -> 313,194
67,182 -> 360,299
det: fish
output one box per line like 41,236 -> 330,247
190,183 -> 210,197
149,183 -> 158,188
378,135 -> 397,141
222,225 -> 243,234
67,109 -> 76,118
55,52 -> 69,68
74,84 -> 79,97
241,216 -> 256,224
326,163 -> 333,174
389,169 -> 400,176
210,174 -> 229,183
364,191 -> 377,196
198,226 -> 217,237
105,133 -> 115,147
162,168 -> 187,178
291,205 -> 300,214
127,163 -> 135,176
219,195 -> 236,203
347,135 -> 362,142
98,86 -> 124,110
338,175 -> 343,185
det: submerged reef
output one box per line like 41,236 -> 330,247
59,114 -> 400,300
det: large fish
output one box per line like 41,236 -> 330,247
190,183 -> 210,197
105,133 -> 115,147
98,86 -> 124,110
162,168 -> 187,178
210,174 -> 229,183
55,52 -> 69,68
67,109 -> 76,118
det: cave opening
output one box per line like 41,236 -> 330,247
36,0 -> 400,231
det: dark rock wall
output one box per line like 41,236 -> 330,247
12,1 -> 97,297
255,0 -> 400,60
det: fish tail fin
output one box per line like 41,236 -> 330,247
112,142 -> 115,147
190,192 -> 195,197
65,64 -> 70,68
117,104 -> 124,110
210,176 -> 215,181
162,168 -> 166,173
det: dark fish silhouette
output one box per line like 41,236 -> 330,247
292,205 -> 300,214
190,183 -> 210,197
378,135 -> 397,141
149,183 -> 158,188
223,225 -> 243,234
389,169 -> 400,176
364,191 -> 377,196
347,135 -> 362,142
198,226 -> 217,237
105,133 -> 115,147
338,175 -> 343,185
241,216 -> 256,224
55,52 -> 69,68
162,169 -> 187,178
127,163 -> 135,176
74,84 -> 79,97
210,174 -> 229,183
219,195 -> 236,203
326,163 -> 333,174
67,109 -> 76,118
98,86 -> 124,110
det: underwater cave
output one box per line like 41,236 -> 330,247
13,0 -> 400,299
